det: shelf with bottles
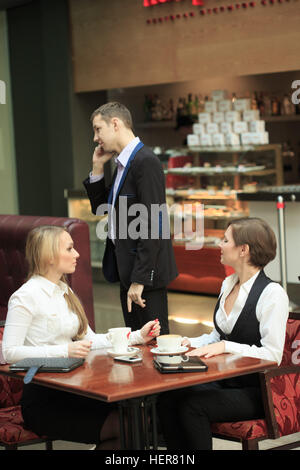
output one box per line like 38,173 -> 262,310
136,114 -> 300,128
136,89 -> 300,138
140,87 -> 300,128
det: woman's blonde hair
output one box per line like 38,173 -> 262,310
25,225 -> 88,340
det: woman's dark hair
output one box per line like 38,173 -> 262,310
228,217 -> 277,268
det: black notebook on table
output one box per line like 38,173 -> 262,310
9,357 -> 85,384
153,355 -> 208,374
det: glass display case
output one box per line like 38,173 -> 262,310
163,144 -> 283,294
165,143 -> 283,234
64,189 -> 107,268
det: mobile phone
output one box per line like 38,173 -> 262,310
114,356 -> 142,363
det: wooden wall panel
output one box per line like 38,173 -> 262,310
69,0 -> 300,92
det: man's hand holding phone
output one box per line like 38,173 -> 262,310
92,145 -> 114,176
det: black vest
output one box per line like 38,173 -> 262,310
214,270 -> 273,388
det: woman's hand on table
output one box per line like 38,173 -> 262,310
186,341 -> 225,359
68,340 -> 92,358
140,319 -> 160,343
181,337 -> 191,347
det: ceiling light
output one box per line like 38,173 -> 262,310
201,320 -> 214,328
169,316 -> 200,325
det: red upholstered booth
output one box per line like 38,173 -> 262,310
0,214 -> 95,329
168,244 -> 234,295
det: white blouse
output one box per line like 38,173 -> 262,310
189,271 -> 289,364
2,275 -> 144,364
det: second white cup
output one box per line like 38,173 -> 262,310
157,334 -> 182,352
108,327 -> 131,354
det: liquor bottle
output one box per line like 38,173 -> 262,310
182,97 -> 188,116
257,92 -> 265,116
282,93 -> 296,115
198,94 -> 205,113
271,95 -> 280,116
168,98 -> 175,121
251,92 -> 258,110
151,95 -> 163,121
281,94 -> 289,115
187,93 -> 194,117
263,93 -> 272,116
194,95 -> 199,115
176,97 -> 183,117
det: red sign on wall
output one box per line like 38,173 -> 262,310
144,0 -> 204,6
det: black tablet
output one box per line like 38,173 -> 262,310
9,357 -> 85,373
153,355 -> 208,373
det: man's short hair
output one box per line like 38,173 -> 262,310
91,102 -> 133,129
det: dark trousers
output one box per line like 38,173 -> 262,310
120,284 -> 169,335
21,384 -> 116,444
157,381 -> 264,450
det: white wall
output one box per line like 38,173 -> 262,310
0,11 -> 18,214
248,201 -> 300,284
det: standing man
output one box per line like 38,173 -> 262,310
83,102 -> 177,335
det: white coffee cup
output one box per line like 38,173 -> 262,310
156,334 -> 182,352
108,327 -> 131,354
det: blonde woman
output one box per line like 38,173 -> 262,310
2,225 -> 160,449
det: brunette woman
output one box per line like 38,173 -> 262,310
157,217 -> 289,450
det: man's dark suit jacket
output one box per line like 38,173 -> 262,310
83,144 -> 178,291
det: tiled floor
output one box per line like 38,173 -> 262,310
5,282 -> 300,451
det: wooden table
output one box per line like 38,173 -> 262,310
0,344 -> 277,449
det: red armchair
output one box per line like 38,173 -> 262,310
168,243 -> 234,295
211,312 -> 300,450
0,323 -> 53,450
0,214 -> 95,449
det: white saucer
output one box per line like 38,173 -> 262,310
150,346 -> 188,356
107,347 -> 140,358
